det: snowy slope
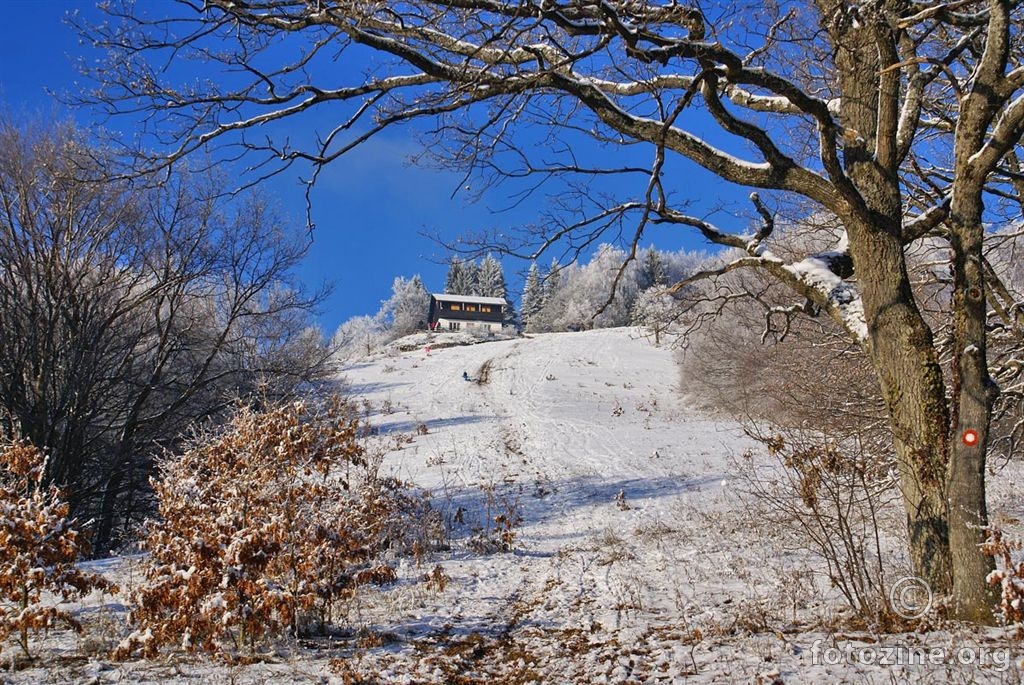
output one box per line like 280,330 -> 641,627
348,331 -> 748,604
337,328 -> 771,680
351,327 -> 743,538
331,328 -> 1022,684
7,328 -> 1022,684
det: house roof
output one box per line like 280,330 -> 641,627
431,293 -> 506,306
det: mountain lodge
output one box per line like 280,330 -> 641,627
428,293 -> 506,333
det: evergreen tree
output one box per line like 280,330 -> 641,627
503,296 -> 517,328
639,247 -> 668,290
520,262 -> 544,329
444,256 -> 468,294
464,260 -> 480,296
476,253 -> 505,298
477,253 -> 517,326
543,257 -> 562,303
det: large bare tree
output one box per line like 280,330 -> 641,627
0,118 -> 331,552
79,0 -> 1024,620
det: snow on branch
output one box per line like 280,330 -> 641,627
662,199 -> 867,344
582,74 -> 809,115
781,250 -> 868,343
903,197 -> 951,242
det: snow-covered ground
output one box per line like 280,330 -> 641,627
7,328 -> 1023,683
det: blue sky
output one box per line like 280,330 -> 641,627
0,1 -> 743,333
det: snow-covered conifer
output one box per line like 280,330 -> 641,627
543,257 -> 562,303
445,257 -> 474,295
638,247 -> 669,290
520,262 -> 544,330
476,254 -> 506,298
464,260 -> 481,295
382,275 -> 430,337
476,254 -> 516,326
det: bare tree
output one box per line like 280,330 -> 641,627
0,118 -> 330,552
985,226 -> 1024,467
78,0 -> 1024,620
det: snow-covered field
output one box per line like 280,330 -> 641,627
7,328 -> 1023,683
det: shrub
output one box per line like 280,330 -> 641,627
982,527 -> 1024,629
468,483 -> 522,554
117,396 -> 429,658
737,429 -> 904,627
0,441 -> 112,658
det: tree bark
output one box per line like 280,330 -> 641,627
95,464 -> 125,555
827,13 -> 957,595
847,219 -> 954,594
946,200 -> 1000,621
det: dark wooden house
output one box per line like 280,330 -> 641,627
428,293 -> 506,333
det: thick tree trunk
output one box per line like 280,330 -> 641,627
939,9 -> 1007,616
828,10 -> 985,611
946,200 -> 999,621
948,438 -> 995,622
847,220 -> 954,594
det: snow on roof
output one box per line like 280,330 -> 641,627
431,293 -> 506,305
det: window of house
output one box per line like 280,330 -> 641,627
480,306 -> 491,313
448,321 -> 460,331
466,304 -> 477,312
450,303 -> 461,311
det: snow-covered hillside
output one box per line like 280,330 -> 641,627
8,328 -> 1022,684
334,327 -> 1022,684
328,328 -> 774,680
350,327 -> 746,543
342,328 -> 761,672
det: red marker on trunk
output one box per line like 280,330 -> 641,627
961,429 -> 979,447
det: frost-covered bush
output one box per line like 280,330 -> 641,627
117,396 -> 432,658
381,275 -> 430,338
982,528 -> 1024,629
525,245 -> 704,333
331,276 -> 429,358
630,287 -> 679,345
0,441 -> 112,658
529,245 -> 638,331
331,314 -> 388,360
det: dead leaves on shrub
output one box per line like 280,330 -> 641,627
116,396 -> 426,659
0,441 -> 113,658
